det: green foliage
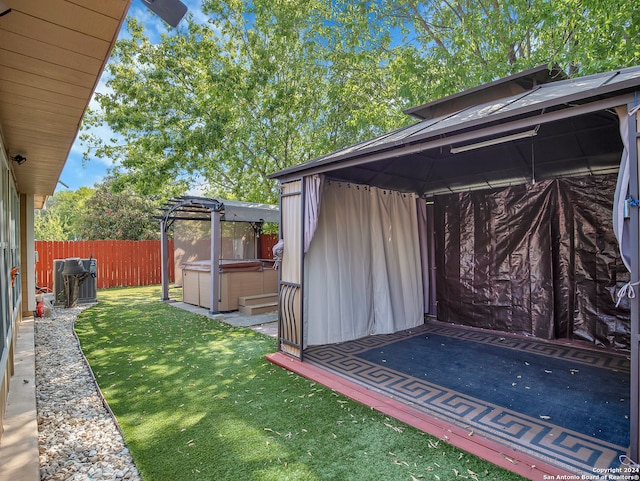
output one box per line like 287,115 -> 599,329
34,208 -> 65,241
388,0 -> 640,98
81,1 -> 423,203
76,178 -> 161,240
80,0 -> 640,203
75,286 -> 526,481
35,181 -> 162,241
35,188 -> 94,240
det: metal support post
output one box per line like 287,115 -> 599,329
629,104 -> 640,462
160,218 -> 170,301
210,210 -> 221,314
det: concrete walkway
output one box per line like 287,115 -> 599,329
169,301 -> 278,337
0,318 -> 40,481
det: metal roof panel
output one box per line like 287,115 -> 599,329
271,65 -> 640,181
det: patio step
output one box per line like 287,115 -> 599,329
238,302 -> 278,315
238,293 -> 278,307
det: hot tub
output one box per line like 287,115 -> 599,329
181,259 -> 277,311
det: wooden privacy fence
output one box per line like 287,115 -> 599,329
35,240 -> 175,290
35,235 -> 278,292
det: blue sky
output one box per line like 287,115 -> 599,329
57,0 -> 207,192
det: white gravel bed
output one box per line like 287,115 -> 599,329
35,306 -> 141,481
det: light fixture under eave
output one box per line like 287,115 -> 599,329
141,0 -> 187,28
11,154 -> 26,165
450,127 -> 539,154
0,0 -> 10,16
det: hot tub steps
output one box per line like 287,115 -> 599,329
238,293 -> 278,315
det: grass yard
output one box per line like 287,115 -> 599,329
75,286 -> 526,481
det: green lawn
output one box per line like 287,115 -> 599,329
75,286 -> 526,481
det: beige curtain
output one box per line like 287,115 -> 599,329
304,181 -> 424,346
614,105 -> 631,272
281,180 -> 302,284
304,174 -> 324,253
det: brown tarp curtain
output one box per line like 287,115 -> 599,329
434,174 -> 630,349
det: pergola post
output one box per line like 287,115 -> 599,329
629,104 -> 640,462
160,217 -> 170,301
209,209 -> 221,314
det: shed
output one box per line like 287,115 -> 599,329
269,65 -> 640,459
159,196 -> 279,313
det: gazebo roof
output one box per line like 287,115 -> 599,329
158,196 -> 279,224
271,65 -> 640,196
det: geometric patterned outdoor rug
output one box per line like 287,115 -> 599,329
305,322 -> 630,475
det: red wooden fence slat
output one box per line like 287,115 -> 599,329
128,240 -> 135,286
110,239 -> 116,288
144,240 -> 150,286
116,240 -> 121,286
149,239 -> 155,285
94,240 -> 104,289
141,241 -> 146,286
137,241 -> 143,286
101,240 -> 109,289
128,241 -> 133,286
125,240 -> 131,286
115,239 -> 121,287
120,240 -> 126,286
260,233 -> 278,260
103,240 -> 110,289
142,240 -> 150,286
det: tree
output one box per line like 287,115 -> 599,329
34,208 -> 65,241
81,0 -> 640,203
80,0 -> 425,203
76,179 -> 160,240
35,188 -> 94,240
388,0 -> 640,99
